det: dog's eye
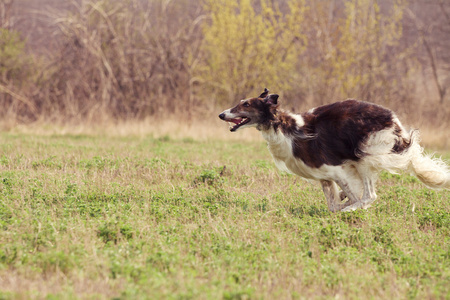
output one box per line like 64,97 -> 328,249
242,102 -> 250,107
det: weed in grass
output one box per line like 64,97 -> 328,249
416,207 -> 449,230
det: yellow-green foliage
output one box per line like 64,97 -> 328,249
199,0 -> 408,107
1,0 -> 447,127
325,0 -> 406,100
0,29 -> 30,86
0,28 -> 38,120
199,0 -> 307,105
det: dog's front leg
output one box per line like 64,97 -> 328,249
321,180 -> 348,212
336,178 -> 365,212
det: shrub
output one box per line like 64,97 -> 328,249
0,28 -> 37,120
199,0 -> 307,106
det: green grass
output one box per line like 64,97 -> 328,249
0,133 -> 448,299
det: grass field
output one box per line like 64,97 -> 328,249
0,132 -> 448,299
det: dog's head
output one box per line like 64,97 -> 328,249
218,88 -> 279,132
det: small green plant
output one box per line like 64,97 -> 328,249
416,207 -> 449,230
193,166 -> 226,186
97,221 -> 135,244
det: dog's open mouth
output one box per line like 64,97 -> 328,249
228,117 -> 251,132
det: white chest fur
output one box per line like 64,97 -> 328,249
261,127 -> 331,180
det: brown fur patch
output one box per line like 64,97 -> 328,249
392,123 -> 412,154
281,100 -> 395,168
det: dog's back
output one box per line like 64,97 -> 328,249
287,99 -> 408,168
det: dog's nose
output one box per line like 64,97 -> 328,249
219,113 -> 225,120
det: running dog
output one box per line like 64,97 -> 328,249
219,88 -> 450,212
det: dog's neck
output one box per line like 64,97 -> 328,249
258,110 -> 305,133
259,110 -> 316,149
258,111 -> 290,143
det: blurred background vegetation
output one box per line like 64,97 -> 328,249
0,0 -> 449,131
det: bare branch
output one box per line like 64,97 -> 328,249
0,0 -> 14,28
406,7 -> 447,104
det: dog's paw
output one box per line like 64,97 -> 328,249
360,197 -> 376,209
341,202 -> 363,212
361,203 -> 372,209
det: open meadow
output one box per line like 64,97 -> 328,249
0,128 -> 448,299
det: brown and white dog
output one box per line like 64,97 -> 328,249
219,88 -> 450,212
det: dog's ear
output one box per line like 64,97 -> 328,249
265,94 -> 279,106
259,88 -> 269,99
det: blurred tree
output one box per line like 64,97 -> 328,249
336,0 -> 404,98
0,28 -> 26,84
0,0 -> 447,129
306,0 -> 406,104
407,0 -> 450,104
0,0 -> 13,28
0,28 -> 37,119
45,0 -> 203,120
199,0 -> 308,106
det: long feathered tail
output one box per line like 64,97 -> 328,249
407,131 -> 450,189
363,128 -> 449,189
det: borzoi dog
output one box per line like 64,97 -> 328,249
219,88 -> 450,212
